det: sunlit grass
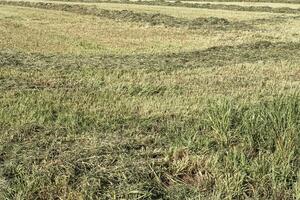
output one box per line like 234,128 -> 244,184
0,2 -> 299,199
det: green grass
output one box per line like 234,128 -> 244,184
0,1 -> 300,199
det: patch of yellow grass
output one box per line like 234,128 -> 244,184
184,1 -> 300,9
1,5 -> 299,56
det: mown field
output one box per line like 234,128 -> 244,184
0,0 -> 300,199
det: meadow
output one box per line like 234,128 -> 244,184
0,0 -> 300,199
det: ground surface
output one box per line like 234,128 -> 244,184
0,0 -> 300,199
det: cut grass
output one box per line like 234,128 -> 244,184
0,1 -> 253,31
1,3 -> 300,56
0,1 -> 300,199
43,0 -> 300,5
183,1 -> 300,9
181,0 -> 300,4
1,92 -> 299,199
35,0 -> 300,14
105,0 -> 300,14
0,5 -> 257,55
1,46 -> 300,199
35,0 -> 300,21
1,41 -> 300,70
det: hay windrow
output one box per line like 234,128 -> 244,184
1,41 -> 300,69
0,1 -> 251,30
96,0 -> 300,14
39,0 -> 300,14
180,0 -> 300,4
